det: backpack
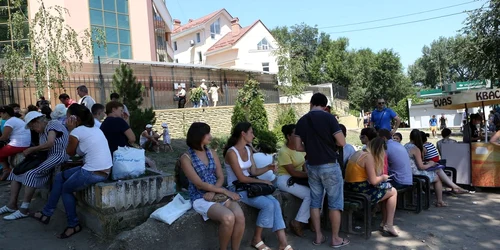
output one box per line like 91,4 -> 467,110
174,152 -> 190,192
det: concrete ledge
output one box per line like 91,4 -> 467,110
108,191 -> 302,250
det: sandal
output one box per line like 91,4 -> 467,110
382,225 -> 399,237
31,211 -> 51,225
57,225 -> 82,239
452,189 -> 469,194
331,238 -> 350,248
313,235 -> 327,245
434,201 -> 449,207
252,241 -> 271,250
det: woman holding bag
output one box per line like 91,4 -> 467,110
180,122 -> 244,250
276,124 -> 309,237
224,122 -> 293,250
0,111 -> 68,220
31,104 -> 112,239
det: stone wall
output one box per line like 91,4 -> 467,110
153,99 -> 350,138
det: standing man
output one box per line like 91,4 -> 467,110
294,93 -> 349,248
76,85 -> 96,110
200,79 -> 209,107
110,93 -> 130,124
429,115 -> 438,138
371,98 -> 401,135
176,85 -> 186,108
439,114 -> 447,131
58,94 -> 76,108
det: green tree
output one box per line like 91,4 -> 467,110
111,64 -> 155,141
231,78 -> 277,149
272,106 -> 297,144
462,0 -> 500,85
0,0 -> 105,98
393,93 -> 424,123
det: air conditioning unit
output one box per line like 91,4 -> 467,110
190,40 -> 195,47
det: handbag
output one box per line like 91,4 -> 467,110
173,95 -> 180,102
211,193 -> 230,203
12,151 -> 49,175
287,177 -> 309,187
232,180 -> 276,198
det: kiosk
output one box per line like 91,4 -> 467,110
433,89 -> 500,187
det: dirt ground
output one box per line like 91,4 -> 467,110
2,127 -> 495,250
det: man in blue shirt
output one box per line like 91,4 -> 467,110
378,129 -> 413,189
371,98 -> 401,135
429,115 -> 438,138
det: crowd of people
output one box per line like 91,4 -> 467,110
0,86 -> 172,239
179,93 -> 473,250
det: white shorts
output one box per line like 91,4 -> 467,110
193,198 -> 217,221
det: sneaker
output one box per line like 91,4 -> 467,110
0,205 -> 15,215
3,210 -> 28,220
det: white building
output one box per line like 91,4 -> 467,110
409,100 -> 488,128
171,9 -> 278,73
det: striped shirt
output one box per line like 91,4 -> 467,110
423,142 -> 439,161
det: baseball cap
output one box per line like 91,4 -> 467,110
24,111 -> 44,129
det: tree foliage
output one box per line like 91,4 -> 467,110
272,106 -> 297,144
231,78 -> 277,150
0,0 -> 105,98
271,23 -> 413,113
111,64 -> 155,141
393,93 -> 424,123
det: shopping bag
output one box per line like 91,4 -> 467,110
112,146 -> 146,180
150,193 -> 192,225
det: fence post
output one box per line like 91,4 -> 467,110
149,66 -> 155,109
224,71 -> 228,105
97,56 -> 106,103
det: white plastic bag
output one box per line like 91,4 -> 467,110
150,193 -> 192,224
112,146 -> 146,180
253,153 -> 276,181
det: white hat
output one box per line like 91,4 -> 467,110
51,104 -> 67,120
201,79 -> 206,83
24,111 -> 44,128
146,124 -> 153,129
161,123 -> 168,128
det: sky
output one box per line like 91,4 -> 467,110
165,0 -> 486,72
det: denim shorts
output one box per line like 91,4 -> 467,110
307,163 -> 343,211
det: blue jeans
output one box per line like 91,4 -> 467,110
42,167 -> 108,227
307,163 -> 344,211
237,191 -> 285,232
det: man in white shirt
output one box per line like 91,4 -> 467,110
200,79 -> 209,107
176,86 -> 186,108
110,93 -> 130,124
77,85 -> 96,110
91,103 -> 105,128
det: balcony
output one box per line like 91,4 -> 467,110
153,0 -> 173,32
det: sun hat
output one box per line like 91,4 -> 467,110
161,123 -> 168,128
24,111 -> 44,129
50,104 -> 67,119
146,124 -> 153,129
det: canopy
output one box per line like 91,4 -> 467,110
432,89 -> 500,110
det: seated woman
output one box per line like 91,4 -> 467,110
140,124 -> 160,153
345,137 -> 398,236
276,124 -> 309,237
436,128 -> 457,156
224,122 -> 293,250
50,104 -> 68,125
0,106 -> 32,180
180,122 -> 244,250
421,131 -> 468,195
0,111 -> 68,220
31,104 -> 112,239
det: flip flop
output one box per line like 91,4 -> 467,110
331,238 -> 350,248
452,189 -> 469,194
434,201 -> 449,207
313,235 -> 327,246
252,241 -> 271,250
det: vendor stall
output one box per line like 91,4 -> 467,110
433,89 -> 500,187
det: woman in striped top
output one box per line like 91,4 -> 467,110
421,132 -> 440,162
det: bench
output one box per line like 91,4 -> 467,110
396,176 -> 427,213
343,192 -> 372,239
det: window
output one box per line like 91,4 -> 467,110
89,0 -> 132,62
262,62 -> 269,72
174,41 -> 177,51
196,33 -> 201,43
0,0 -> 30,58
156,35 -> 164,47
257,38 -> 271,50
210,18 -> 220,39
197,51 -> 202,63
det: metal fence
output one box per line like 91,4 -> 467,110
0,62 -> 280,109
305,83 -> 348,101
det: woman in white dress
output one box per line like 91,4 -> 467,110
208,83 -> 220,107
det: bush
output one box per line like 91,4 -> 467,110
272,105 -> 297,143
254,130 -> 278,152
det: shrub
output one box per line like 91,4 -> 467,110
254,130 -> 278,152
272,105 -> 297,143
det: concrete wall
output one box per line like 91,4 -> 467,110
129,0 -> 156,61
153,101 -> 350,138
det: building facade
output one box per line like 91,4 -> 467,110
0,0 -> 174,62
172,9 -> 279,73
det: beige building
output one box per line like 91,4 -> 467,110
0,0 -> 174,62
172,9 -> 279,73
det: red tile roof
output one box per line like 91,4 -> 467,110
206,20 -> 260,53
173,9 -> 227,34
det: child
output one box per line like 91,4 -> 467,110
160,123 -> 173,152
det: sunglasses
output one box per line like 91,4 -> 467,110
378,102 -> 385,105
